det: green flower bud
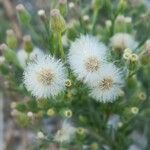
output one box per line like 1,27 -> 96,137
59,0 -> 68,17
118,0 -> 127,12
50,9 -> 66,33
63,109 -> 73,118
131,107 -> 139,114
138,92 -> 147,101
0,44 -> 20,67
114,15 -> 126,33
38,9 -> 47,22
10,102 -> 17,109
47,108 -> 55,117
90,142 -> 99,150
92,0 -> 102,11
6,29 -> 17,49
23,35 -> 33,53
76,127 -> 85,135
128,53 -> 139,70
16,4 -> 31,25
65,79 -> 72,87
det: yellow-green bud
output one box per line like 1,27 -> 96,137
124,48 -> 132,54
0,56 -> 5,65
90,142 -> 99,150
47,108 -> 55,117
114,15 -> 126,33
130,53 -> 139,62
6,29 -> 17,49
131,107 -> 139,114
138,92 -> 147,101
50,9 -> 66,33
92,0 -> 102,11
10,102 -> 17,109
118,0 -> 127,12
118,122 -> 123,128
64,109 -> 72,118
65,79 -> 72,87
76,127 -> 85,135
123,52 -> 132,60
23,35 -> 33,53
16,4 -> 31,25
0,43 -> 20,67
59,0 -> 68,17
105,20 -> 112,28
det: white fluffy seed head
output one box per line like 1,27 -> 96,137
23,55 -> 67,99
110,33 -> 138,51
68,35 -> 107,83
54,120 -> 75,143
89,64 -> 124,103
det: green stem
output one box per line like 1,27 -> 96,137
58,33 -> 65,60
91,9 -> 99,34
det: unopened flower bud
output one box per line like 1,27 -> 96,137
64,109 -> 72,118
118,122 -> 123,128
27,111 -> 33,117
90,142 -> 99,150
0,56 -> 5,65
37,131 -> 45,139
47,108 -> 55,117
38,9 -> 47,22
59,0 -> 68,17
50,9 -> 66,33
118,0 -> 127,12
130,53 -> 138,62
65,79 -> 72,87
68,2 -> 75,9
83,15 -> 90,22
10,102 -> 17,109
92,0 -> 102,11
131,107 -> 139,114
124,48 -> 132,54
76,127 -> 85,135
0,43 -> 20,67
138,92 -> 147,101
16,4 -> 31,25
105,20 -> 112,28
123,52 -> 132,60
23,35 -> 33,53
6,29 -> 17,49
114,15 -> 126,33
